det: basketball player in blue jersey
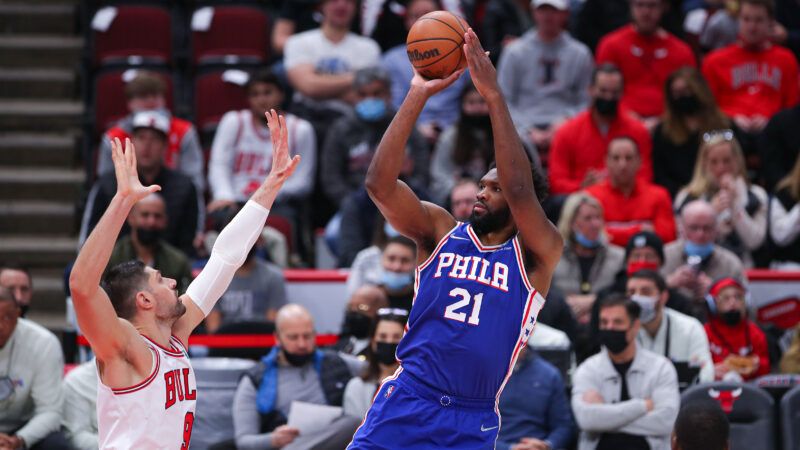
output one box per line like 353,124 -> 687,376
348,29 -> 563,449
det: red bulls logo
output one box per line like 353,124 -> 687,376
708,387 -> 742,413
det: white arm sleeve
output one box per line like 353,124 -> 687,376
186,200 -> 269,315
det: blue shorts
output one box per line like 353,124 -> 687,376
347,370 -> 500,449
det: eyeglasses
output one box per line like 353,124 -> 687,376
377,308 -> 409,317
702,129 -> 734,143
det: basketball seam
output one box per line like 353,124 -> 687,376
418,17 -> 464,42
412,43 -> 463,69
407,37 -> 460,44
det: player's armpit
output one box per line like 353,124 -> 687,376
94,318 -> 154,389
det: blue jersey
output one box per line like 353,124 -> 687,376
396,222 -> 546,400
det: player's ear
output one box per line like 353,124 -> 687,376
135,290 -> 155,311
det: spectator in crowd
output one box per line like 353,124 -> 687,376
572,295 -> 679,450
586,136 -> 676,247
481,0 -> 534,63
770,154 -> 800,268
284,0 -> 381,141
271,0 -> 349,57
671,400 -> 730,450
674,132 -> 768,267
81,111 -> 201,256
596,0 -> 695,128
0,264 -> 32,318
627,270 -> 714,383
684,0 -> 739,55
382,0 -> 468,144
448,178 -> 480,221
779,324 -> 800,373
342,309 -> 406,418
497,0 -> 593,152
539,286 -> 581,344
106,193 -> 193,293
554,193 -> 625,324
430,84 -> 496,205
549,64 -> 652,196
704,277 -> 770,381
702,0 -> 799,146
232,304 -> 359,450
96,71 -> 204,193
653,67 -> 736,197
760,103 -> 800,191
62,360 -> 98,450
207,70 -> 317,225
0,288 -> 69,450
662,200 -> 745,305
376,236 -> 417,312
336,285 -> 390,357
573,0 -> 632,52
363,0 -> 460,51
496,346 -> 576,450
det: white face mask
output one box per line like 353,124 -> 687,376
631,294 -> 659,324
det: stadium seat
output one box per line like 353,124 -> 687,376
193,69 -> 249,134
681,382 -> 775,450
93,68 -> 175,137
781,384 -> 800,450
91,5 -> 172,67
191,6 -> 270,66
207,320 -> 276,360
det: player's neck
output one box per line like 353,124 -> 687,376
135,320 -> 174,348
472,223 -> 516,247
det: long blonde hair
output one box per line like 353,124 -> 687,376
557,192 -> 606,243
660,67 -> 731,145
683,133 -> 748,198
776,154 -> 800,201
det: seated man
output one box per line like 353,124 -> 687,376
81,111 -> 202,256
232,304 -> 359,450
106,193 -> 193,293
704,277 -> 770,381
572,295 -> 679,450
627,270 -> 714,384
0,288 -> 70,450
671,400 -> 730,450
496,345 -> 576,450
661,200 -> 745,308
586,137 -> 676,246
336,285 -> 389,356
0,263 -> 32,317
62,359 -> 98,450
375,236 -> 417,312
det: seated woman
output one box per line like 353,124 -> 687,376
770,155 -> 800,269
674,132 -> 767,267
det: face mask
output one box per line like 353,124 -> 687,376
355,98 -> 387,122
594,97 -> 618,117
384,222 -> 400,238
381,271 -> 413,291
136,228 -> 161,247
721,310 -> 742,326
343,311 -> 373,339
282,348 -> 314,367
626,260 -> 659,277
599,329 -> 630,354
670,95 -> 702,114
684,240 -> 714,259
461,114 -> 491,129
574,232 -> 601,249
374,342 -> 399,365
631,294 -> 658,324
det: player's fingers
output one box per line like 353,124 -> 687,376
126,137 -> 137,170
147,184 -> 162,193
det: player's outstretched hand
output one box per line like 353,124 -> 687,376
410,66 -> 465,99
111,137 -> 161,202
463,28 -> 500,100
265,109 -> 301,185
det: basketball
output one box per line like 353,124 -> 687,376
406,10 -> 469,80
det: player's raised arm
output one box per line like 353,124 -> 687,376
69,138 -> 161,361
463,29 -> 563,294
173,110 -> 300,342
365,68 -> 463,255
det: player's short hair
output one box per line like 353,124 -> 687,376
598,293 -> 641,322
102,260 -> 149,320
741,0 -> 775,17
0,262 -> 32,285
486,160 -> 549,202
628,269 -> 667,293
0,286 -> 17,308
245,69 -> 284,93
591,63 -> 623,87
124,72 -> 166,100
673,400 -> 730,450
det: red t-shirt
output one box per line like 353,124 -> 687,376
596,25 -> 696,118
548,110 -> 653,195
585,179 -> 676,246
702,42 -> 799,119
106,117 -> 193,169
704,317 -> 770,381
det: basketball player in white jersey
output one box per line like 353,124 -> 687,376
69,110 -> 299,449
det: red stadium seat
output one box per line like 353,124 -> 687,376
93,68 -> 174,137
193,69 -> 248,134
92,5 -> 172,67
191,6 -> 270,66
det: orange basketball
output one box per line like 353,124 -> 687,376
406,10 -> 469,79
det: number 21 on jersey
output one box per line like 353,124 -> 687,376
444,288 -> 484,325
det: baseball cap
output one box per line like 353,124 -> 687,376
532,0 -> 569,10
625,231 -> 664,263
131,110 -> 170,136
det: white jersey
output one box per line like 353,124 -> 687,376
97,335 -> 197,450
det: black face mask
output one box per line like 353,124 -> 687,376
343,312 -> 373,339
599,329 -> 629,354
721,310 -> 742,326
670,94 -> 702,115
282,348 -> 314,367
461,114 -> 491,129
594,97 -> 619,117
136,228 -> 162,247
374,342 -> 399,365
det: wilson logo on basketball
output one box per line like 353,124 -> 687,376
407,48 -> 441,62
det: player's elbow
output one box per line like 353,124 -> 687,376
68,271 -> 92,301
365,171 -> 391,200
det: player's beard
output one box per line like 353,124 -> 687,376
469,203 -> 511,235
171,293 -> 186,319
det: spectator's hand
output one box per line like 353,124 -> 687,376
583,389 -> 605,404
712,190 -> 733,215
111,137 -> 161,202
270,425 -> 300,448
666,266 -> 696,290
566,294 -> 595,324
639,221 -> 655,232
714,361 -> 730,380
519,437 -> 552,450
580,168 -> 605,188
463,28 -> 501,100
696,272 -> 713,298
733,115 -> 753,132
207,199 -> 237,213
644,398 -> 654,412
641,116 -> 660,132
772,22 -> 788,44
417,122 -> 441,144
750,115 -> 768,132
0,434 -> 13,450
529,127 -> 553,149
739,356 -> 760,376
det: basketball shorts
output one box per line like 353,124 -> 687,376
347,371 -> 500,449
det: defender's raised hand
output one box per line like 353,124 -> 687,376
111,137 -> 161,201
265,109 -> 301,184
463,28 -> 500,100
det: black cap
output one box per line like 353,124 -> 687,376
625,231 -> 664,263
